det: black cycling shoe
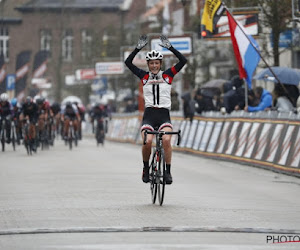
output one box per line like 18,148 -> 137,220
142,168 -> 150,183
165,172 -> 173,184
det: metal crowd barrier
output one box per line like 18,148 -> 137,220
106,110 -> 300,177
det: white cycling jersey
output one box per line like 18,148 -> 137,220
143,71 -> 172,110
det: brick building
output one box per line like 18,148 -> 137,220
0,0 -> 200,103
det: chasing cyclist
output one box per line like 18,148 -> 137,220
0,93 -> 13,143
20,96 -> 39,151
125,35 -> 187,184
61,101 -> 81,140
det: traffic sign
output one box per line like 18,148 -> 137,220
6,74 -> 16,91
151,36 -> 192,55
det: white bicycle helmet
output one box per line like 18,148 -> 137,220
146,50 -> 163,61
0,93 -> 8,102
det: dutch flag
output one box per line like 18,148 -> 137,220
227,11 -> 261,88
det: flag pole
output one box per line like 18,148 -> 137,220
223,3 -> 283,86
243,79 -> 248,107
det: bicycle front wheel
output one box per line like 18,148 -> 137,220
150,153 -> 157,204
157,150 -> 166,206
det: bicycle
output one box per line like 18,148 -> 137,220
23,119 -> 33,155
67,119 -> 78,150
143,129 -> 181,206
95,118 -> 105,146
10,119 -> 18,151
0,117 -> 7,152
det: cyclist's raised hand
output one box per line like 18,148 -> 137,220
159,34 -> 172,49
136,35 -> 148,50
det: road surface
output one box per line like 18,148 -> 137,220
0,138 -> 300,249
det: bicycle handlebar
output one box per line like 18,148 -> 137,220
143,130 -> 181,146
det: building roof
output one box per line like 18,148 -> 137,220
16,0 -> 130,11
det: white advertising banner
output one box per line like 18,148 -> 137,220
199,121 -> 214,151
266,124 -> 285,162
289,128 -> 300,168
254,123 -> 272,160
207,122 -> 223,153
179,120 -> 188,148
193,121 -> 206,150
235,122 -> 252,157
243,122 -> 261,158
278,125 -> 296,166
225,121 -> 240,155
216,121 -> 231,154
186,120 -> 199,148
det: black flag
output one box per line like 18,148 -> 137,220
15,50 -> 31,98
32,50 -> 49,78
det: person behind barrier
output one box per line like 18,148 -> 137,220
223,75 -> 245,113
181,91 -> 195,121
125,34 -> 187,184
194,89 -> 216,114
272,84 -> 294,112
244,86 -> 272,112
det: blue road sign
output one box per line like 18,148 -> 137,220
6,74 -> 16,91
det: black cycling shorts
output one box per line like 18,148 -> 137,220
141,107 -> 173,131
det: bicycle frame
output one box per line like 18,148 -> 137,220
0,118 -> 6,152
143,129 -> 181,205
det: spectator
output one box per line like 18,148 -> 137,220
244,86 -> 272,112
125,99 -> 137,113
181,92 -> 195,122
194,90 -> 215,114
273,84 -> 294,112
283,84 -> 299,107
171,89 -> 180,111
212,95 -> 222,111
223,75 -> 245,113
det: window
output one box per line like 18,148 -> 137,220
40,29 -> 52,55
81,29 -> 92,60
62,29 -> 73,61
0,27 -> 9,61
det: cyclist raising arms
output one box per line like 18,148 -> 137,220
125,35 -> 187,184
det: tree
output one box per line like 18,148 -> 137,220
223,0 -> 292,66
258,0 -> 292,66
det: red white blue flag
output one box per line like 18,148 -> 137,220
227,10 -> 260,88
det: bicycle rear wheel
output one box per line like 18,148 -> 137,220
11,130 -> 16,151
150,153 -> 157,204
157,150 -> 166,206
1,132 -> 5,152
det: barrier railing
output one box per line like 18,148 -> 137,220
106,111 -> 300,177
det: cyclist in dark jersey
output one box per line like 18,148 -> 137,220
21,96 -> 38,150
0,93 -> 13,143
61,101 -> 81,140
125,34 -> 187,184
